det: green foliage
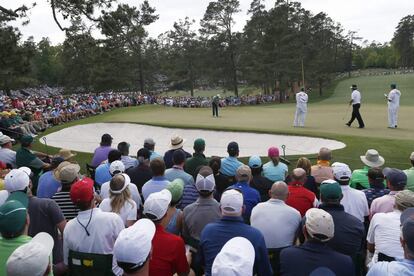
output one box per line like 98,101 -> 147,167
392,15 -> 414,68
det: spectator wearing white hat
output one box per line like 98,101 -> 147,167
332,162 -> 369,223
51,163 -> 81,220
0,133 -> 16,168
6,232 -> 54,276
370,168 -> 407,219
199,188 -> 272,276
212,237 -> 255,276
404,152 -> 414,192
143,189 -> 189,276
99,174 -> 138,227
367,190 -> 414,266
182,166 -> 221,275
114,218 -> 156,276
251,181 -> 301,274
350,149 -> 385,190
280,208 -> 354,276
163,135 -> 191,169
100,160 -> 141,209
367,208 -> 414,275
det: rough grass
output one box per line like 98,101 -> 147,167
32,73 -> 414,173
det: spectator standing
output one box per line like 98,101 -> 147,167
310,147 -> 334,185
91,133 -> 114,167
143,189 -> 190,276
248,155 -> 273,202
363,167 -> 390,207
64,177 -> 124,275
250,181 -> 301,274
163,135 -> 191,169
404,152 -> 414,192
126,148 -> 153,193
370,168 -> 407,219
142,158 -> 170,201
199,189 -> 272,276
184,138 -> 208,177
0,133 -> 16,168
286,168 -> 318,216
280,208 -> 355,276
229,165 -> 260,222
332,162 -> 369,223
350,149 -> 385,190
118,142 -> 138,170
262,147 -> 288,182
165,149 -> 197,209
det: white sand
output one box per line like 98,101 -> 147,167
40,123 -> 346,157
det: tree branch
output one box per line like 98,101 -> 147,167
50,0 -> 67,31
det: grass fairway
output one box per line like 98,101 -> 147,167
33,73 -> 414,173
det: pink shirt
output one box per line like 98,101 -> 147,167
369,191 -> 397,219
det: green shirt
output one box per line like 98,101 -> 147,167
404,167 -> 414,192
184,153 -> 208,177
350,166 -> 370,189
0,235 -> 32,276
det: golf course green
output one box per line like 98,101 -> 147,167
34,73 -> 414,173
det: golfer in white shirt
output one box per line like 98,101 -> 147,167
346,84 -> 365,128
293,88 -> 308,127
386,83 -> 401,128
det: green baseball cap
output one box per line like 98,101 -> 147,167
7,191 -> 29,208
0,200 -> 27,235
166,179 -> 184,204
320,180 -> 342,200
20,135 -> 34,145
193,138 -> 205,151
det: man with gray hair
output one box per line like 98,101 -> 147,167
311,147 -> 334,185
143,138 -> 162,161
251,181 -> 301,274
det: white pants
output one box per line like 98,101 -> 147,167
294,107 -> 307,127
388,106 -> 399,127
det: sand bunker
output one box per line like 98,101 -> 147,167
40,123 -> 346,157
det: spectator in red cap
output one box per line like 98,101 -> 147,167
63,177 -> 124,275
286,168 -> 318,216
263,147 -> 288,182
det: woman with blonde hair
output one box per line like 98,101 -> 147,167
286,157 -> 318,197
99,173 -> 137,226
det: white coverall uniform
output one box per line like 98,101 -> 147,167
387,89 -> 401,128
294,91 -> 308,127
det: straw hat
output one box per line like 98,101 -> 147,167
58,149 -> 77,161
170,135 -> 185,150
360,149 -> 385,168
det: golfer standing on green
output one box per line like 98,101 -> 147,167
212,94 -> 220,117
346,84 -> 365,128
385,83 -> 401,128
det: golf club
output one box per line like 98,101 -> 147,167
342,105 -> 351,121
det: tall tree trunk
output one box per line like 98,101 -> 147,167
138,46 -> 144,93
189,60 -> 194,97
230,50 -> 238,97
319,78 -> 323,96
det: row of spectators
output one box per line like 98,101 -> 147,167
1,131 -> 414,275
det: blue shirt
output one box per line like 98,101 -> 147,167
220,156 -> 243,176
94,163 -> 111,186
165,166 -> 197,209
142,176 -> 170,201
367,259 -> 414,276
37,171 -> 61,198
149,151 -> 163,161
280,241 -> 355,276
262,161 -> 288,182
229,181 -> 260,222
200,216 -> 272,276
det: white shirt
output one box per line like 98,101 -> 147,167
340,185 -> 369,222
387,89 -> 401,108
99,198 -> 137,226
0,147 -> 16,168
100,182 -> 141,208
63,208 -> 125,275
351,90 -> 361,104
296,91 -> 308,106
367,210 -> 404,263
250,199 -> 301,248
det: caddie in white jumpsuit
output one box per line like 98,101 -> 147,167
293,88 -> 308,127
386,83 -> 401,128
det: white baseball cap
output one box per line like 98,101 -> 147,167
114,218 -> 156,267
110,160 -> 125,175
220,189 -> 243,215
110,174 -> 131,194
0,134 -> 15,145
410,152 -> 414,161
4,169 -> 30,192
331,162 -> 352,181
195,173 -> 216,192
143,189 -> 172,221
212,237 -> 255,276
6,232 -> 54,276
305,208 -> 334,242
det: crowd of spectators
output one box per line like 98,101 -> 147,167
1,129 -> 414,276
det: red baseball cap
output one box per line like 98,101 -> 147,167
268,147 -> 280,157
70,177 -> 94,204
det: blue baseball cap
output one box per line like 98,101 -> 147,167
248,155 -> 262,168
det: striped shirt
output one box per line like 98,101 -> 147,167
52,191 -> 79,220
